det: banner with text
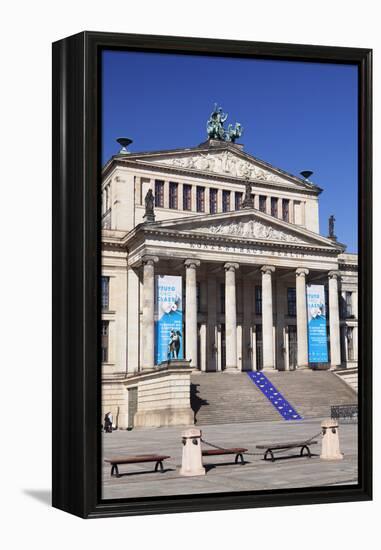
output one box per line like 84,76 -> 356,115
155,275 -> 183,364
307,284 -> 328,363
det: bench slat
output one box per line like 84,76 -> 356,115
105,454 -> 170,465
202,448 -> 247,456
256,441 -> 317,450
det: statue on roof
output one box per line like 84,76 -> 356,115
328,214 -> 337,240
143,189 -> 155,223
206,104 -> 243,142
226,122 -> 243,143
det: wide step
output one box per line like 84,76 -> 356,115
191,370 -> 358,425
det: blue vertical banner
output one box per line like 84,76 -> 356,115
306,284 -> 328,363
155,275 -> 183,364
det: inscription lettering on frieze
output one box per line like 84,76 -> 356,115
189,241 -> 304,258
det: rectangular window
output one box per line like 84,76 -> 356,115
101,276 -> 110,310
222,190 -> 230,212
183,184 -> 192,210
169,182 -> 178,209
287,287 -> 297,317
196,186 -> 205,212
210,188 -> 218,214
271,197 -> 278,217
235,192 -> 243,210
220,283 -> 225,314
282,199 -> 290,222
346,292 -> 353,317
259,195 -> 267,213
347,327 -> 354,360
255,286 -> 262,315
154,180 -> 164,207
101,321 -> 109,363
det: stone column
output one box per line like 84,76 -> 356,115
141,255 -> 158,370
329,271 -> 342,368
224,263 -> 239,371
261,265 -> 275,369
178,183 -> 184,212
296,268 -> 309,368
184,259 -> 200,369
207,276 -> 217,371
243,277 -> 252,371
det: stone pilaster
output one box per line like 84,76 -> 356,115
224,262 -> 239,371
261,265 -> 275,369
296,268 -> 309,368
329,271 -> 342,368
184,259 -> 200,369
141,255 -> 158,371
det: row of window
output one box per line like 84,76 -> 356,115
103,276 -> 355,322
199,283 -> 297,317
101,319 -> 356,364
154,180 -> 290,220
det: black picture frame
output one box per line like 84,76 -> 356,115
52,31 -> 372,519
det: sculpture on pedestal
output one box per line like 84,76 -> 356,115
241,178 -> 254,209
143,189 -> 155,223
328,214 -> 337,240
206,103 -> 243,142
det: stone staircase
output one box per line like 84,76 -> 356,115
265,371 -> 357,419
191,370 -> 358,425
333,368 -> 358,392
191,373 -> 280,425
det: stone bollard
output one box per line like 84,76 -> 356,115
179,428 -> 206,476
320,419 -> 343,460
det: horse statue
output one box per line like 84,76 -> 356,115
226,122 -> 243,143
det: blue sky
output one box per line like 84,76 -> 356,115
102,50 -> 358,252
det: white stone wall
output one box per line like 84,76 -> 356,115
103,164 -> 321,234
102,381 -> 129,429
137,373 -> 191,412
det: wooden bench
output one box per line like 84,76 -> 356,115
104,454 -> 171,478
202,447 -> 248,465
256,440 -> 318,462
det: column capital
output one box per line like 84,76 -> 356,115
224,262 -> 239,272
328,270 -> 341,280
141,254 -> 159,266
296,268 -> 309,277
184,259 -> 201,269
261,265 -> 275,275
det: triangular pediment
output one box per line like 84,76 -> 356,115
128,144 -> 318,191
143,209 -> 344,250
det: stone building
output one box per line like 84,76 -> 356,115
101,122 -> 358,428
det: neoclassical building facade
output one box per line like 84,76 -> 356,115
101,134 -> 358,426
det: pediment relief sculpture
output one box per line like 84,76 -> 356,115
142,151 -> 290,184
191,220 -> 302,243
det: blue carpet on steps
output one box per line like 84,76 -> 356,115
247,372 -> 303,421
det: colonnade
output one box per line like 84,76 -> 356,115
140,254 -> 342,371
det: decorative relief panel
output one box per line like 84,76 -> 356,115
192,219 -> 302,243
142,151 -> 291,184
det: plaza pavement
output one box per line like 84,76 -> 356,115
102,418 -> 358,500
